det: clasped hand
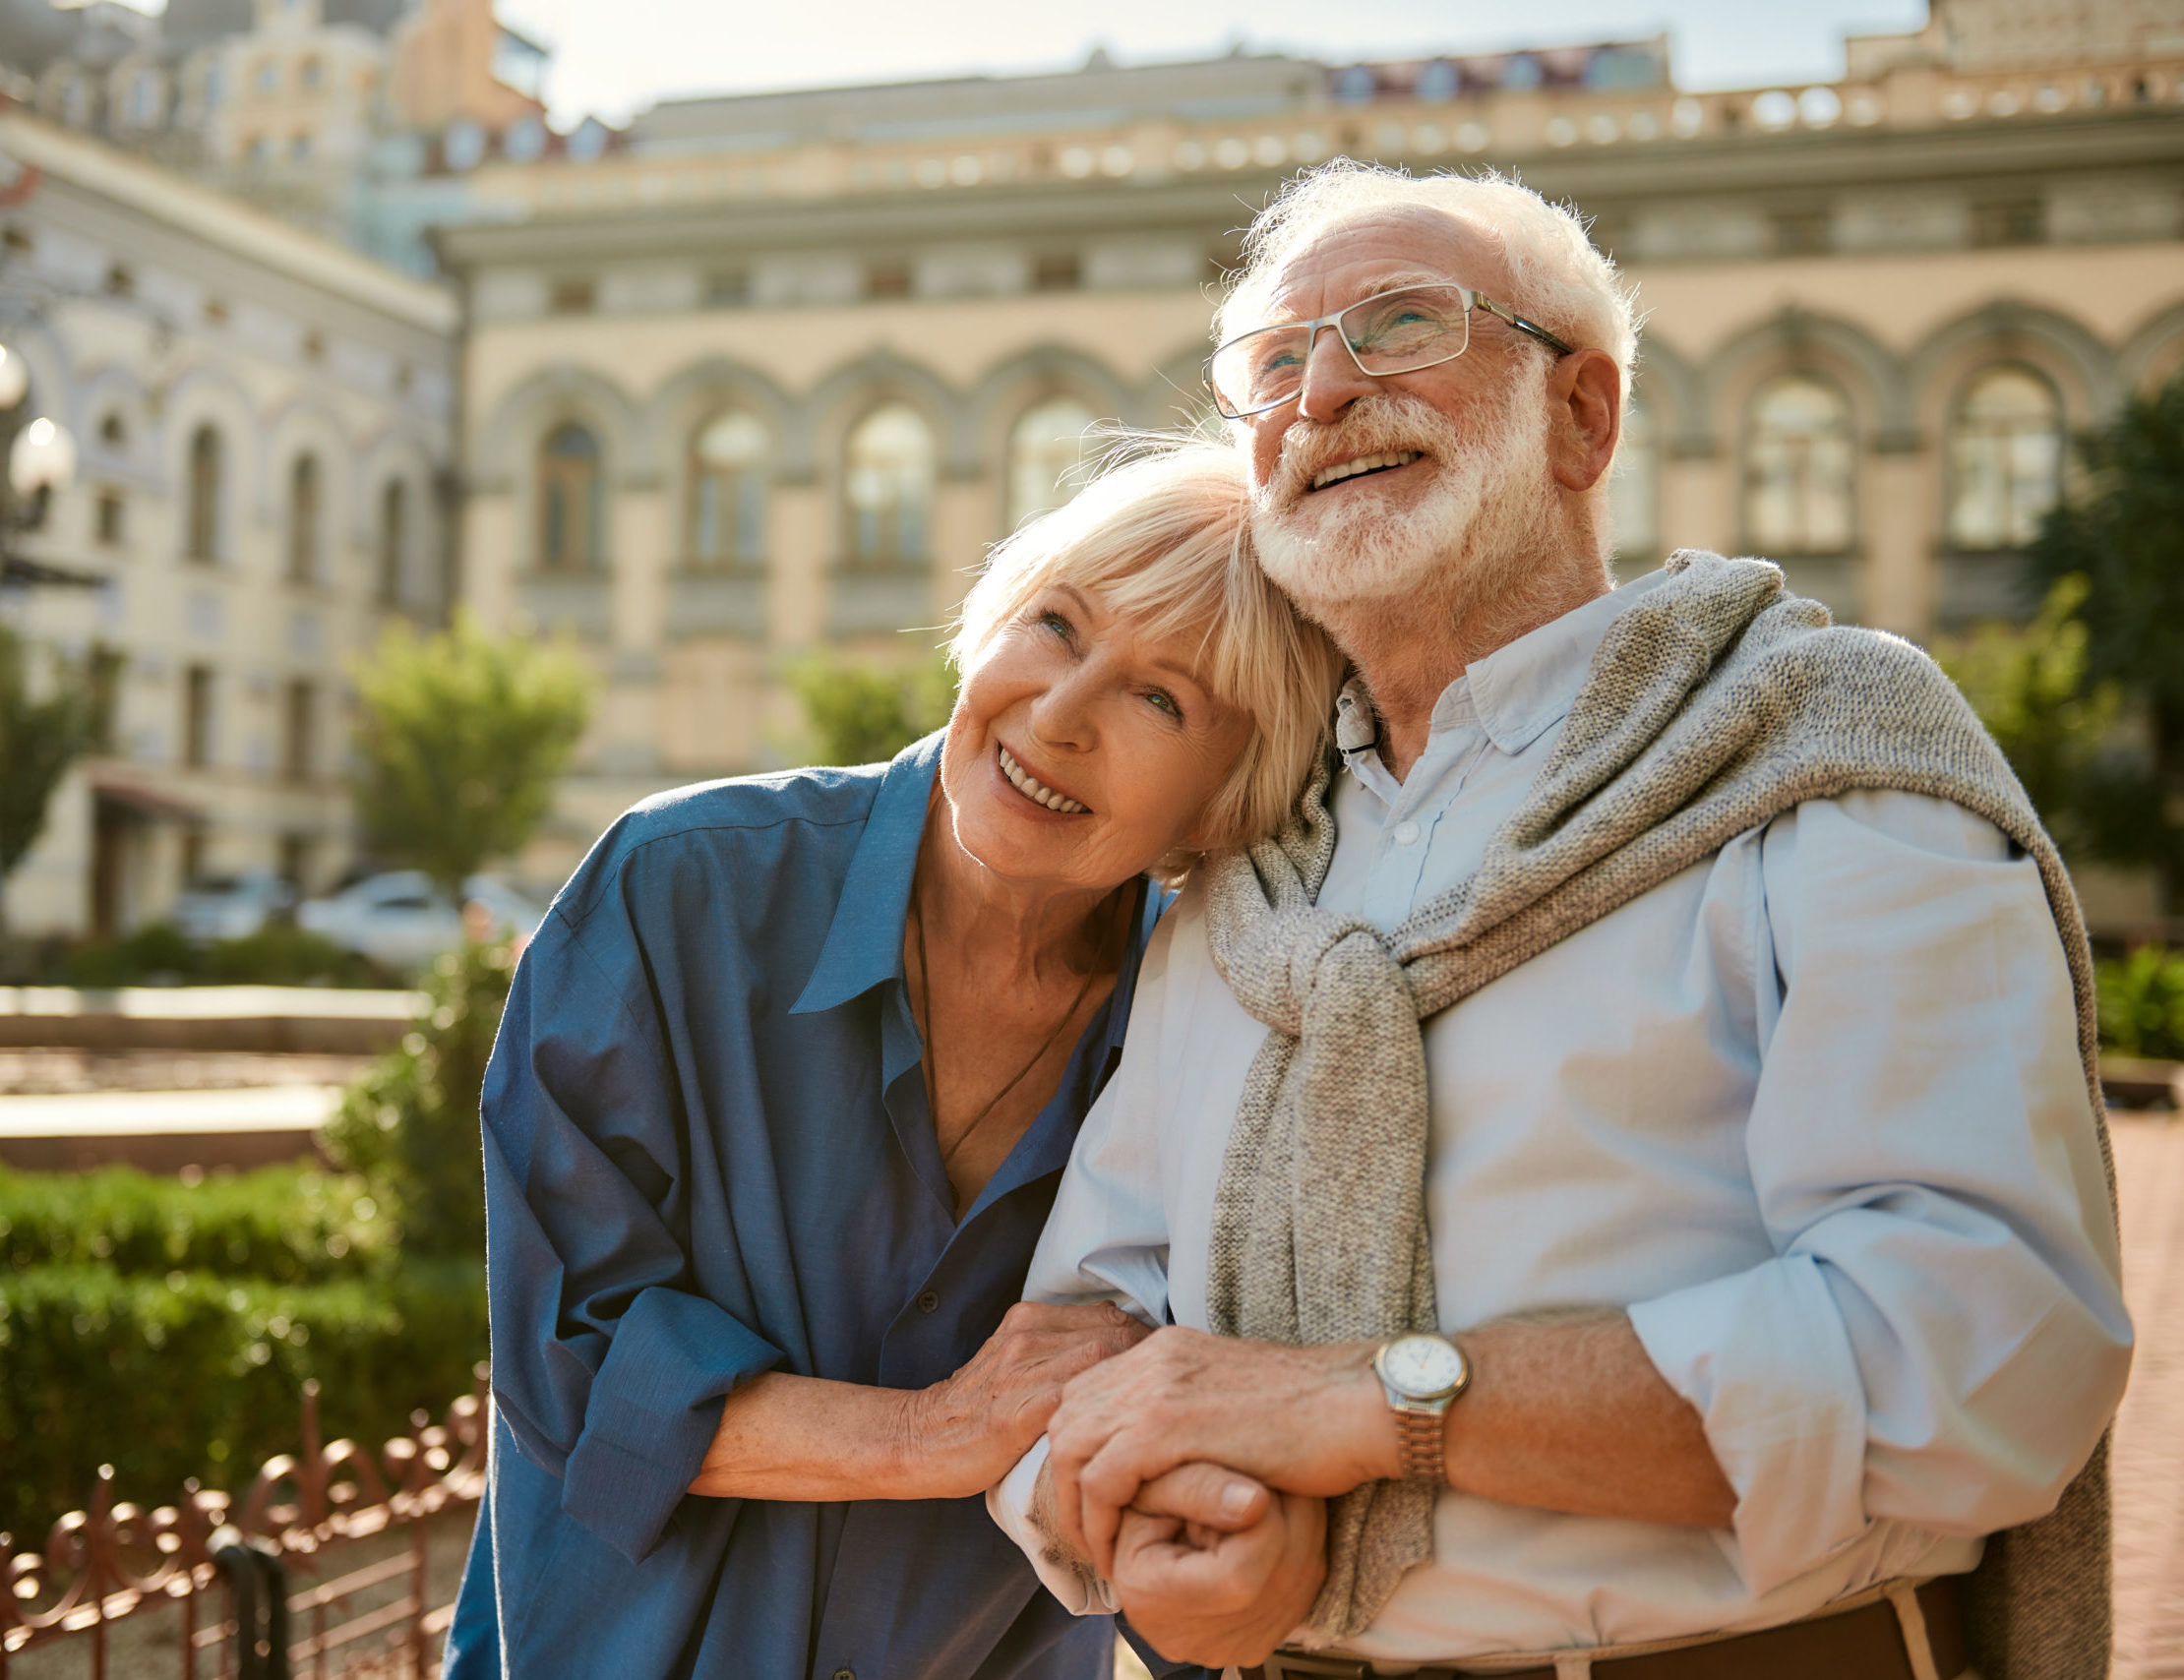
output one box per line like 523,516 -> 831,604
1043,1327 -> 1397,1663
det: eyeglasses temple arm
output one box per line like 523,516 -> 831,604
1476,296 -> 1577,358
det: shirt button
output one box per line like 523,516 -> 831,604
1392,820 -> 1422,846
832,1669 -> 855,1680
916,1291 -> 940,1314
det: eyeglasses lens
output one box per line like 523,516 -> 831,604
1210,286 -> 1474,417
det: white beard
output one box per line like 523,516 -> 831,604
1249,382 -> 1561,630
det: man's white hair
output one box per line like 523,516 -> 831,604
1216,161 -> 1639,392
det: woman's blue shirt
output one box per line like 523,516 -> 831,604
443,735 -> 1169,1680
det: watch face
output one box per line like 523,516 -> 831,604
1380,1335 -> 1465,1400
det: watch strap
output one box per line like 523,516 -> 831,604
1392,1399 -> 1448,1484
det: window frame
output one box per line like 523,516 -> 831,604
841,401 -> 938,568
536,421 -> 605,573
687,410 -> 771,569
185,424 -> 222,564
1942,362 -> 2065,555
1739,372 -> 1859,559
286,451 -> 321,585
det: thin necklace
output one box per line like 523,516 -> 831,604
913,887 -> 1115,1171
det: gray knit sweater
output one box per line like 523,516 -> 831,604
1201,551 -> 2114,1679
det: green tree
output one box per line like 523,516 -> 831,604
1933,574 -> 2121,858
350,611 -> 591,894
0,624 -> 118,936
2029,372 -> 2184,910
788,652 -> 956,766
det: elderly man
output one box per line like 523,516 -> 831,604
988,161 -> 2130,1680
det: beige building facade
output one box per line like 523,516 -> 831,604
431,0 -> 2184,893
0,107 -> 455,938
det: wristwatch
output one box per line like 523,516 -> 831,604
1372,1333 -> 1470,1484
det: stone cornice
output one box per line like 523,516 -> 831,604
434,112 -> 2184,271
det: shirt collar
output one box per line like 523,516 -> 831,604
790,730 -> 942,1016
1335,570 -> 1670,762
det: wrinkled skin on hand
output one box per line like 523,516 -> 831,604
1112,1464 -> 1327,1667
910,1300 -> 1151,1498
1047,1325 -> 1386,1572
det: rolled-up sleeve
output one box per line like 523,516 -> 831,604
1629,790 -> 2131,1594
483,912 -> 785,1565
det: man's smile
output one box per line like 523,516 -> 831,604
1307,450 -> 1423,492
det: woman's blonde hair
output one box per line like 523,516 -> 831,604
950,436 -> 1345,868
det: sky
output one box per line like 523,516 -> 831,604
477,0 -> 1933,127
110,0 -> 1932,125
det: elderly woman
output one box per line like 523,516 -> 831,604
441,440 -> 1343,1680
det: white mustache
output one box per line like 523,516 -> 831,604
1267,394 -> 1463,506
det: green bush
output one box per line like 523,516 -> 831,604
787,652 -> 956,766
48,922 -> 384,989
198,925 -> 387,987
2098,945 -> 2184,1060
0,1163 -> 395,1284
324,937 -> 514,1259
0,1258 -> 485,1547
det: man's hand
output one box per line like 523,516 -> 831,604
1113,1465 -> 1327,1667
1046,1326 -> 1394,1573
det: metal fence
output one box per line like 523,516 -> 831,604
1,1368 -> 489,1679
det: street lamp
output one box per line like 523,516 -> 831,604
0,338 -> 95,589
0,343 -> 27,411
10,412 -> 75,509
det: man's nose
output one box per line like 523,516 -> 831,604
1296,323 -> 1376,423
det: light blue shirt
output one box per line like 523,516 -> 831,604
996,573 -> 2130,1662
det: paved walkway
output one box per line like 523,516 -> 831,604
2111,1114 -> 2184,1678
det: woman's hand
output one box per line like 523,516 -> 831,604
897,1301 -> 1151,1499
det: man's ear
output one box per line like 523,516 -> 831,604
1549,350 -> 1622,494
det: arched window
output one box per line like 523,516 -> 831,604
186,424 -> 221,563
378,479 -> 406,605
286,452 -> 320,583
845,403 -> 935,566
1743,376 -> 1855,555
537,422 -> 603,572
1608,394 -> 1659,560
1947,367 -> 2063,551
689,411 -> 768,566
1007,396 -> 1098,529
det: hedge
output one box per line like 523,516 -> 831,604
0,1163 -> 396,1284
0,937 -> 513,1546
2098,944 -> 2184,1060
42,922 -> 387,989
0,1257 -> 486,1547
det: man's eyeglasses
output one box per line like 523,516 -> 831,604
1204,282 -> 1578,420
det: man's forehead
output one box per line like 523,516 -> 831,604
1263,205 -> 1504,313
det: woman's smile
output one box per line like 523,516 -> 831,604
997,742 -> 1091,815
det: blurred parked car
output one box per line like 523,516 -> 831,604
297,871 -> 545,975
170,870 -> 295,942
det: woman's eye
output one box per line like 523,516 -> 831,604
1040,611 -> 1072,638
1144,689 -> 1181,719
